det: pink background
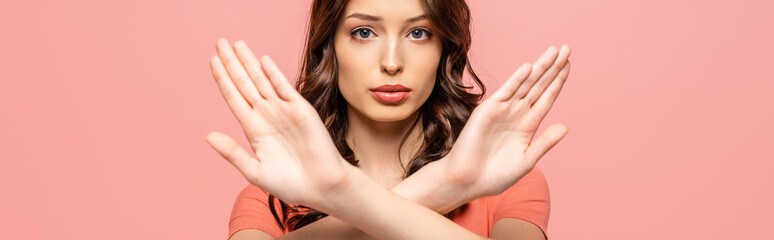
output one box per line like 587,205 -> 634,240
1,0 -> 772,239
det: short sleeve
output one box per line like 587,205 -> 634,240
228,184 -> 285,239
491,167 -> 551,238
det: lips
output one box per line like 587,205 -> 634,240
369,84 -> 411,103
369,84 -> 412,92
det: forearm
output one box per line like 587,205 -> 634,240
276,161 -> 474,239
321,169 -> 487,240
275,186 -> 435,240
391,160 -> 474,215
274,216 -> 372,239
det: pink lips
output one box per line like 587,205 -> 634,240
369,84 -> 412,103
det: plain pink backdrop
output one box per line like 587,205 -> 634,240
1,0 -> 772,239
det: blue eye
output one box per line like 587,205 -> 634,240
349,27 -> 432,43
350,28 -> 375,40
409,28 -> 431,40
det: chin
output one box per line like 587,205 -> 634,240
362,106 -> 418,123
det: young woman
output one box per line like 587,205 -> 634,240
207,0 -> 571,239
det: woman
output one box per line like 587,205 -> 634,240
207,0 -> 571,239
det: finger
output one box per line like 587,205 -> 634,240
510,46 -> 559,101
216,38 -> 263,106
210,55 -> 257,126
523,124 -> 568,165
490,63 -> 532,102
206,131 -> 262,181
529,60 -> 570,122
260,55 -> 301,102
523,44 -> 571,106
233,40 -> 279,101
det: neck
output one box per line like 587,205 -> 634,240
345,104 -> 423,177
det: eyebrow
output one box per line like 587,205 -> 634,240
345,13 -> 427,23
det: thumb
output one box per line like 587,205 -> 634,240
524,124 -> 568,165
206,131 -> 261,180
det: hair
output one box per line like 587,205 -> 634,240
268,0 -> 486,231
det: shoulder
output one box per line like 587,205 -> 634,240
231,184 -> 275,216
490,167 -> 550,235
235,184 -> 272,205
229,184 -> 285,239
513,167 -> 549,193
503,167 -> 548,198
493,167 -> 549,201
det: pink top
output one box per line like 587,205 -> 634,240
228,167 -> 550,239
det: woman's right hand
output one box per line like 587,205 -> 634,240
205,39 -> 354,210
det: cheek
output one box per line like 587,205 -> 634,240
336,57 -> 370,104
334,39 -> 361,102
415,72 -> 437,107
411,51 -> 442,100
337,75 -> 359,106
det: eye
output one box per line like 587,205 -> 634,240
350,27 -> 376,42
408,28 -> 432,41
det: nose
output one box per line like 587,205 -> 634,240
380,40 -> 403,75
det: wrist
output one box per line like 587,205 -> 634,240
392,159 -> 476,214
313,162 -> 364,214
320,169 -> 481,240
317,169 -> 399,234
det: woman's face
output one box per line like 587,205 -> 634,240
334,0 -> 442,122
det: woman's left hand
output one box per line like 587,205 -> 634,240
442,44 -> 572,200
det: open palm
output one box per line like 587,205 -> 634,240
445,45 -> 572,198
206,39 -> 351,207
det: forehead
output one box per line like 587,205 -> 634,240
342,0 -> 426,21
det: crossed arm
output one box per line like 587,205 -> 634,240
206,38 -> 571,239
231,164 -> 549,240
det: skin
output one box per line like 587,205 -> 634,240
208,0 -> 572,239
334,0 -> 441,188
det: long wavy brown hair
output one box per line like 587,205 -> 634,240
268,0 -> 486,232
